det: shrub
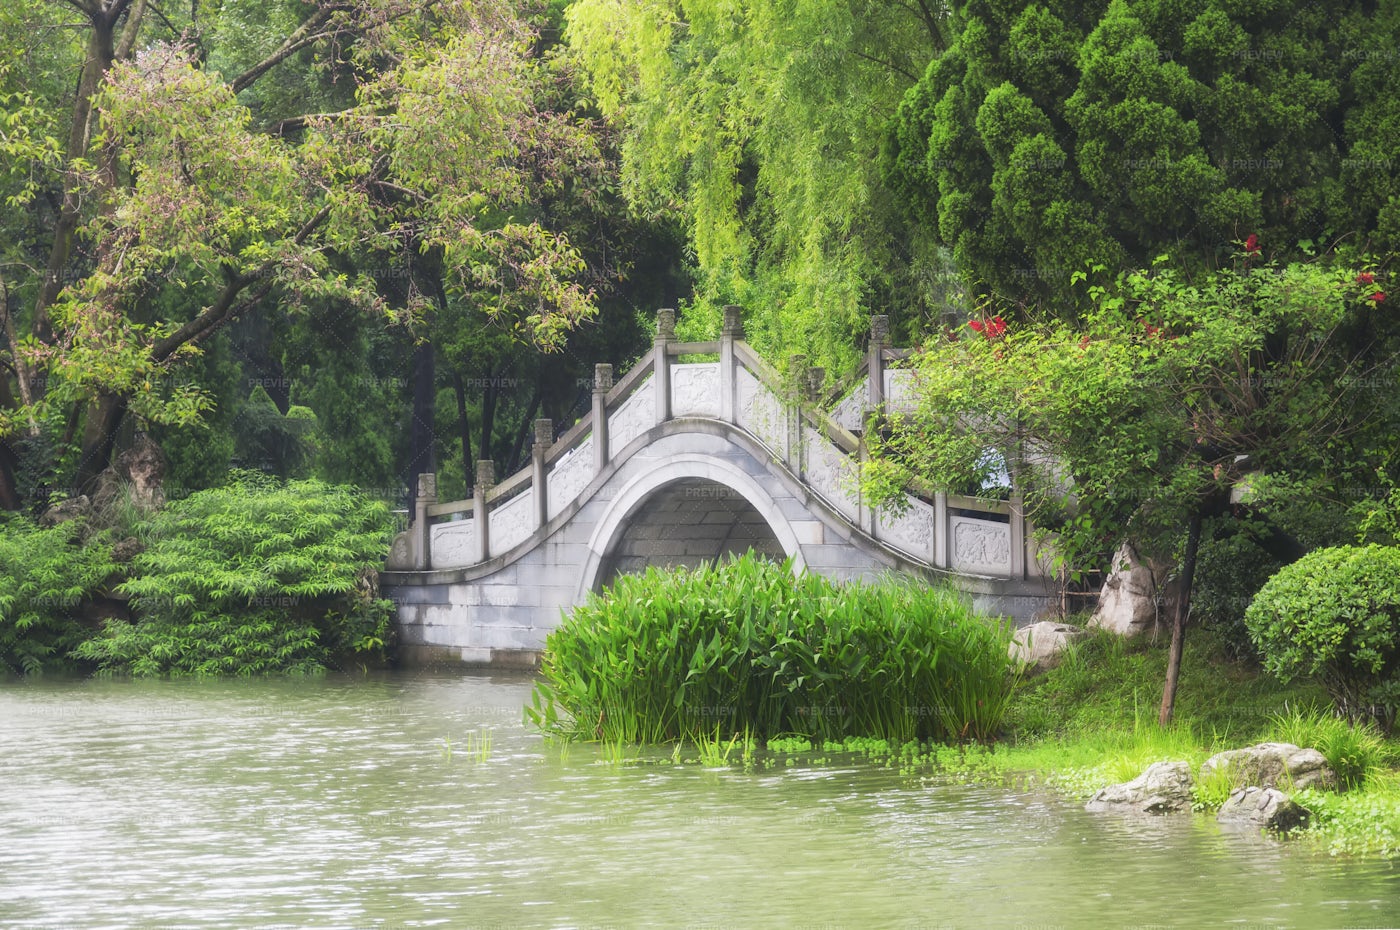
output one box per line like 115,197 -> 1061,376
1245,545 -> 1400,731
73,474 -> 394,676
528,554 -> 1020,743
0,515 -> 118,674
1192,525 -> 1283,663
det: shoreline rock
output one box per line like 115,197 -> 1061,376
1217,786 -> 1310,833
1085,760 -> 1195,815
1200,742 -> 1336,791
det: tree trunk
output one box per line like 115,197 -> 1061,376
505,384 -> 542,475
407,340 -> 436,499
452,370 -> 473,494
1159,508 -> 1204,726
479,369 -> 500,471
34,14 -> 120,347
0,373 -> 19,510
73,392 -> 128,495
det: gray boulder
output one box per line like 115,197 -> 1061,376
1085,761 -> 1195,815
1217,787 -> 1310,833
1200,742 -> 1336,791
39,495 -> 91,527
1089,542 -> 1177,637
1009,621 -> 1087,672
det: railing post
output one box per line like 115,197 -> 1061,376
473,459 -> 495,562
720,304 -> 743,424
785,354 -> 806,474
592,363 -> 612,474
532,418 -> 552,529
413,472 -> 436,570
655,308 -> 675,423
934,490 -> 949,569
1009,491 -> 1026,579
867,314 -> 889,421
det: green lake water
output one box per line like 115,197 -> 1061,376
2,672 -> 1398,929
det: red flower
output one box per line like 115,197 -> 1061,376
1244,233 -> 1261,256
1078,335 -> 1091,349
1358,272 -> 1376,285
1372,291 -> 1387,303
970,316 -> 1007,339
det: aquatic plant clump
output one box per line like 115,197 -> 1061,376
528,555 -> 1020,743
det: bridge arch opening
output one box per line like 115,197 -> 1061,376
594,477 -> 788,591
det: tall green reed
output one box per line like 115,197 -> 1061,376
527,554 -> 1021,744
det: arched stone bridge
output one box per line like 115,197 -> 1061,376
381,308 -> 1055,667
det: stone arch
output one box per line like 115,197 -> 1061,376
577,454 -> 806,599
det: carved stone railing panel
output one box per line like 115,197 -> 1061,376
949,515 -> 1013,575
489,488 -> 535,556
670,363 -> 721,418
803,425 -> 861,521
608,376 -> 656,458
875,497 -> 936,563
431,519 -> 476,570
830,381 -> 868,432
546,434 -> 593,519
735,367 -> 785,455
884,369 -> 916,415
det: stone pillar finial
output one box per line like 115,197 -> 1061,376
416,471 -> 438,502
871,314 -> 890,346
657,308 -> 676,337
534,418 -> 553,448
722,304 -> 744,337
594,363 -> 614,393
476,459 -> 496,490
805,366 -> 826,401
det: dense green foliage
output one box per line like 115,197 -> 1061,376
1245,545 -> 1400,731
528,555 -> 1019,743
564,0 -> 948,368
1189,523 -> 1283,662
0,517 -> 117,674
871,255 -> 1383,577
888,0 -> 1400,311
0,0 -> 672,512
73,474 -> 394,676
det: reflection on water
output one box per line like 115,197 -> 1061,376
2,672 -> 1398,929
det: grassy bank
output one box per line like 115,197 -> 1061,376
746,629 -> 1400,857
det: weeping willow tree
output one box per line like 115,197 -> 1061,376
563,0 -> 953,369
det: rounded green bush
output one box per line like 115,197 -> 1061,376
1245,545 -> 1400,730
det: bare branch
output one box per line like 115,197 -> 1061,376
229,6 -> 340,94
45,0 -> 103,18
848,48 -> 918,82
151,202 -> 334,361
265,110 -> 351,136
114,0 -> 147,59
